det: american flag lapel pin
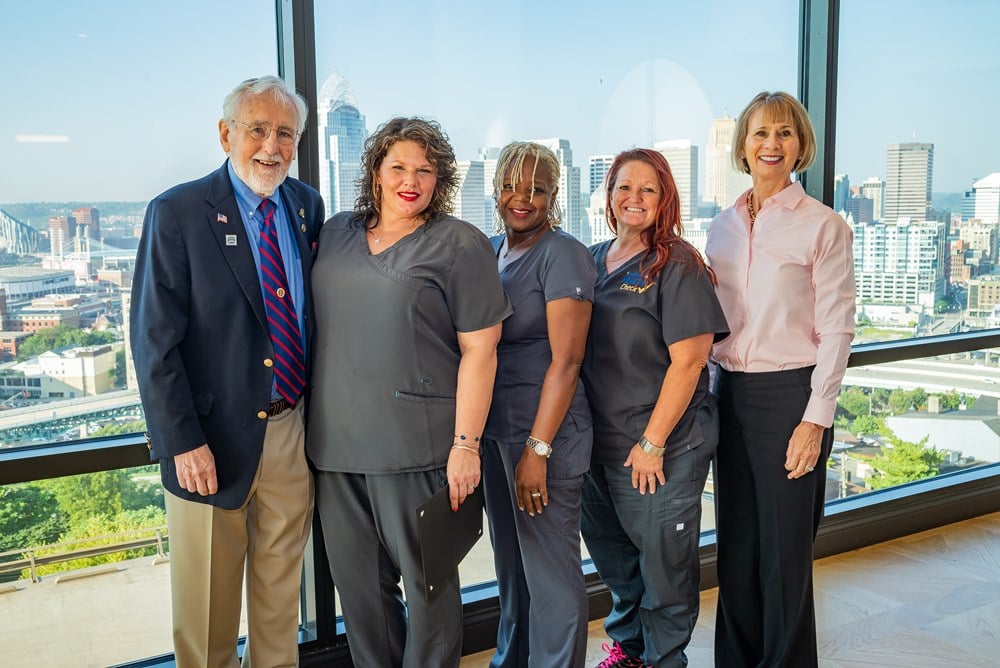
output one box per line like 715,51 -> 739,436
217,212 -> 228,224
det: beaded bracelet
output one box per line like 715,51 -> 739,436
454,434 -> 481,443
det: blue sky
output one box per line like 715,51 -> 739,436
3,0 -> 998,204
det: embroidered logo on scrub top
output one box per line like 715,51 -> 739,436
619,271 -> 653,294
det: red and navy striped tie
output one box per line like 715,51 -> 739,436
258,199 -> 305,404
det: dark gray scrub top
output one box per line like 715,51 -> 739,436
582,240 -> 729,465
484,229 -> 597,475
307,211 -> 512,473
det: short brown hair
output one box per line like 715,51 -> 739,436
732,91 -> 817,175
355,117 -> 458,223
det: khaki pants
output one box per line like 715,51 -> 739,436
165,405 -> 313,668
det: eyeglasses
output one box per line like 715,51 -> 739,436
228,119 -> 299,146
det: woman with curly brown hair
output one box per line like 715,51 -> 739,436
307,117 -> 511,667
581,148 -> 729,668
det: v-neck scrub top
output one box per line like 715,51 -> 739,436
484,229 -> 597,471
307,211 -> 512,473
582,240 -> 729,466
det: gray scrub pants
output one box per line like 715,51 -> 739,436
314,468 -> 462,668
482,437 -> 588,668
581,409 -> 716,668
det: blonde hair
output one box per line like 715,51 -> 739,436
732,91 -> 817,174
491,141 -> 562,233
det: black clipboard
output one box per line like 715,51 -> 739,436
415,483 -> 484,600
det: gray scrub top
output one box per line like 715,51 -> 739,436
307,211 -> 512,473
484,229 -> 597,475
582,239 -> 729,465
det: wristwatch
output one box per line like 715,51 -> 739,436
525,436 -> 552,458
639,435 -> 665,457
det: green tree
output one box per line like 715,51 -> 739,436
0,484 -> 68,553
112,349 -> 127,387
29,506 -> 167,577
16,325 -> 116,361
838,388 -> 870,418
868,435 -> 945,490
37,471 -> 129,528
870,388 -> 890,414
908,388 -> 927,412
938,391 -> 961,411
852,414 -> 887,436
89,420 -> 147,438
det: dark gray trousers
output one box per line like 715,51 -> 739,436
483,437 -> 588,668
581,407 -> 716,668
315,468 -> 462,668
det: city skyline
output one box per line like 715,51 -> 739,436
4,1 -> 999,204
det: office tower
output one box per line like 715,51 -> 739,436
861,177 -> 885,221
588,155 -> 614,194
654,140 -> 698,222
527,138 -> 584,243
48,215 -> 76,256
851,219 -> 945,307
885,143 -> 934,222
587,186 -> 613,245
962,173 -> 1000,225
834,174 -> 850,213
72,207 -> 100,239
845,196 -> 874,224
317,72 -> 367,215
455,161 -> 488,235
705,114 -> 751,211
479,146 -> 501,232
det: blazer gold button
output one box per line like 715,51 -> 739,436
257,411 -> 267,420
263,358 -> 273,367
298,208 -> 305,218
300,223 -> 307,232
276,288 -> 286,298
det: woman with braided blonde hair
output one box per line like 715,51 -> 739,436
481,141 -> 598,667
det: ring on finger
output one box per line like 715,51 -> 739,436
530,491 -> 542,498
805,465 -> 814,472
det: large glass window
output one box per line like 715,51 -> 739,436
2,3 -> 279,665
312,0 -> 798,596
836,0 -> 1000,343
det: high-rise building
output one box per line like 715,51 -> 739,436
851,218 -> 946,307
317,72 -> 367,215
588,155 -> 614,194
962,173 -> 1000,225
48,215 -> 76,256
454,161 -> 488,235
834,174 -> 850,213
885,143 -> 934,222
478,146 -> 501,231
72,207 -> 100,240
527,138 -> 584,243
861,177 -> 885,221
587,187 -> 612,244
655,140 -> 698,222
705,114 -> 751,211
845,196 -> 874,224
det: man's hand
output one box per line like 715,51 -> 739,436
174,444 -> 218,496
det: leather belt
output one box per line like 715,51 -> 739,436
266,397 -> 295,417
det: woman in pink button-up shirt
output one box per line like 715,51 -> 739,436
705,91 -> 856,668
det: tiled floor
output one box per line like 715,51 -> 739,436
462,512 -> 1000,667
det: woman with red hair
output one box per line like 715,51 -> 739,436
581,149 -> 729,668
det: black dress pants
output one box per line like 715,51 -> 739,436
713,367 -> 832,668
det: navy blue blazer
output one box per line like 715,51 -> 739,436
130,161 -> 324,509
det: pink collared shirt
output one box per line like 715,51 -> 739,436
705,182 -> 856,427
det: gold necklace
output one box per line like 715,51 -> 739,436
606,240 -> 646,264
746,190 -> 757,225
369,220 -> 419,245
